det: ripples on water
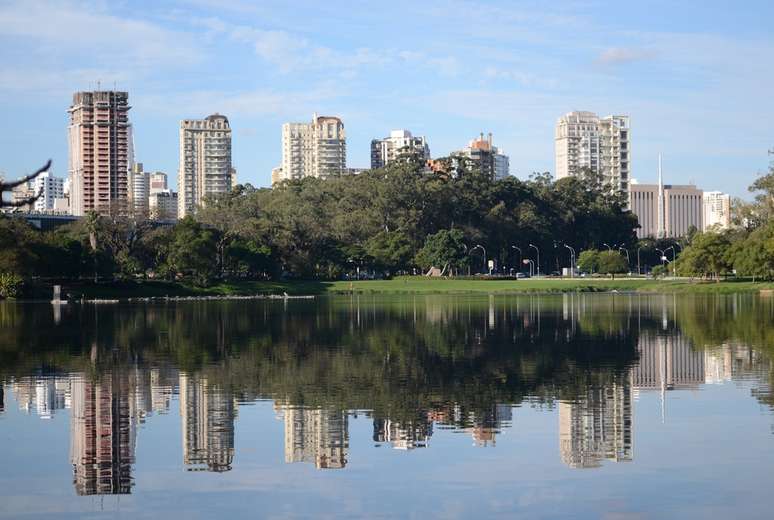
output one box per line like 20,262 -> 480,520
0,293 -> 773,517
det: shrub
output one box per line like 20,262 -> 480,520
0,272 -> 24,299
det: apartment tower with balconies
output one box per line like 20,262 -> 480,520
555,111 -> 630,193
178,114 -> 233,218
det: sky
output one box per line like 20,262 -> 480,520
0,0 -> 772,198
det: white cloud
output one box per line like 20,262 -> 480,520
0,0 -> 202,69
596,47 -> 657,66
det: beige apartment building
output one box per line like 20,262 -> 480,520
274,113 -> 346,183
68,91 -> 132,216
370,130 -> 430,169
555,111 -> 630,192
178,114 -> 233,218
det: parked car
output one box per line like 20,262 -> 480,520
515,272 -> 529,279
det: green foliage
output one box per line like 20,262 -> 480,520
676,231 -> 733,280
577,250 -> 600,273
0,272 -> 23,299
596,250 -> 629,276
167,217 -> 218,287
414,229 -> 468,274
651,264 -> 668,278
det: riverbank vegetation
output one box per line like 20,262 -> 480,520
2,156 -> 773,298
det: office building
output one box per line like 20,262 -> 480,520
370,130 -> 430,169
68,91 -> 132,216
178,114 -> 233,218
453,133 -> 509,180
275,113 -> 346,183
149,190 -> 179,220
555,111 -> 630,192
703,191 -> 731,231
629,159 -> 704,238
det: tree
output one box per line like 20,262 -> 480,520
167,217 -> 218,286
596,251 -> 628,278
414,229 -> 468,275
577,250 -> 600,274
675,231 -> 733,281
365,230 -> 414,274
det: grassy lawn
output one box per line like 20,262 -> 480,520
35,276 -> 774,300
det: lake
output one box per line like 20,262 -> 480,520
1,293 -> 773,519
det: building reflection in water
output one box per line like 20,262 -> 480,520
69,374 -> 135,495
179,373 -> 237,472
559,381 -> 633,469
373,412 -> 433,450
278,404 -> 348,469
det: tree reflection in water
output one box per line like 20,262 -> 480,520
0,293 -> 772,494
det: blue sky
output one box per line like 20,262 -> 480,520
0,0 -> 772,197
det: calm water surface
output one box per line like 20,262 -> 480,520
1,294 -> 773,519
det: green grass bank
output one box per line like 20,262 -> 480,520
27,277 -> 774,300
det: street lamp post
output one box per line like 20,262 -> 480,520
602,243 -> 614,251
470,244 -> 487,275
563,244 -> 576,278
522,259 -> 535,277
637,246 -> 643,275
529,243 -> 540,276
665,246 -> 676,277
618,247 -> 630,270
511,245 -> 522,274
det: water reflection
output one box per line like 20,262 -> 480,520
1,293 -> 773,499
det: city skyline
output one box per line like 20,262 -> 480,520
1,1 -> 772,198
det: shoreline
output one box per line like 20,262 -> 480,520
6,278 -> 774,302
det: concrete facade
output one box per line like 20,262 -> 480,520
178,114 -> 233,218
703,191 -> 731,231
370,130 -> 430,169
454,133 -> 509,179
276,113 -> 346,183
68,91 -> 132,216
555,111 -> 630,192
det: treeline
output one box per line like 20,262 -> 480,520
1,158 -> 640,292
672,166 -> 774,281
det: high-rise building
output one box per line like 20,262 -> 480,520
128,163 -> 149,217
68,91 -> 132,216
452,133 -> 509,180
178,114 -> 233,218
149,190 -> 179,221
370,130 -> 430,169
703,191 -> 731,231
555,111 -> 630,192
275,113 -> 346,183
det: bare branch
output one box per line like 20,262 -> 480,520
0,160 -> 52,190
